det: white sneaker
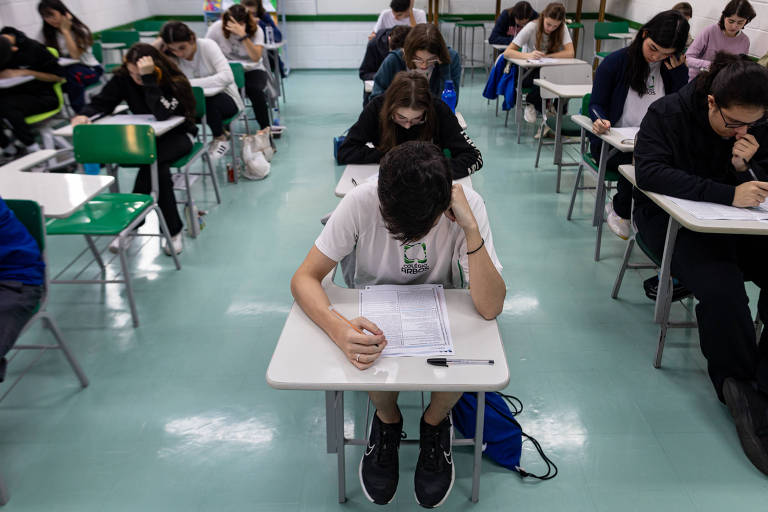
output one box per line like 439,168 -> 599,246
605,202 -> 631,240
108,237 -> 122,254
163,233 -> 183,256
533,125 -> 553,140
208,139 -> 230,164
524,104 -> 537,123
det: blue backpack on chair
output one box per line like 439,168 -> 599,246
452,391 -> 557,480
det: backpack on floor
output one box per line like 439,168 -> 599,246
452,391 -> 557,480
333,130 -> 348,165
241,128 -> 274,180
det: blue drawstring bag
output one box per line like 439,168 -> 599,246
452,391 -> 557,480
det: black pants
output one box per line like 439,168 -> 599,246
63,64 -> 103,113
635,204 -> 768,402
132,129 -> 192,236
591,141 -> 634,219
204,93 -> 238,138
0,281 -> 43,381
521,67 -> 567,114
244,69 -> 271,129
0,92 -> 58,146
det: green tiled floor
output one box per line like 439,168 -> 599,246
2,70 -> 767,510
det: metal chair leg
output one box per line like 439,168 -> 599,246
204,152 -> 221,204
84,235 -> 105,271
41,313 -> 89,387
567,162 -> 584,221
611,238 -> 635,299
118,242 -> 139,328
153,205 -> 182,271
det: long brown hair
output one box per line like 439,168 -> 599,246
119,43 -> 196,124
222,4 -> 259,39
535,2 -> 566,54
402,24 -> 451,69
38,0 -> 93,53
378,71 -> 437,153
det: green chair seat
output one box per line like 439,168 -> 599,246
546,115 -> 581,136
171,141 -> 205,168
440,16 -> 464,22
456,22 -> 483,27
46,193 -> 153,236
596,51 -> 611,58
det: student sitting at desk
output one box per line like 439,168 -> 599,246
241,0 -> 285,79
634,53 -> 768,476
502,2 -> 574,125
371,23 -> 461,105
489,1 -> 538,46
360,26 -> 410,107
37,0 -> 102,113
0,196 -> 45,384
369,0 -> 426,41
158,21 -> 242,163
206,4 -> 271,132
338,71 -> 482,179
72,43 -> 197,256
0,27 -> 63,160
590,9 -> 689,240
291,141 -> 505,507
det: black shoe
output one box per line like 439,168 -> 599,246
643,275 -> 691,302
360,410 -> 403,504
415,414 -> 455,508
723,378 -> 768,475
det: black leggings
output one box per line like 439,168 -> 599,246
204,93 -> 238,138
0,92 -> 58,146
132,129 -> 192,236
244,69 -> 271,129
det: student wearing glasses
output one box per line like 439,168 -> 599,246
686,0 -> 754,81
371,23 -> 461,105
634,52 -> 768,476
338,71 -> 482,180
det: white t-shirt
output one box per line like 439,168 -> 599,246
315,183 -> 503,289
616,61 -> 665,128
512,20 -> 572,53
372,8 -> 428,33
205,19 -> 267,72
175,38 -> 244,111
52,32 -> 100,67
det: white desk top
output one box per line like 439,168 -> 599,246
100,42 -> 126,49
0,152 -> 114,219
619,164 -> 768,235
335,164 -> 473,198
571,114 -> 635,152
608,30 -> 637,39
487,41 -> 508,51
53,114 -> 185,138
0,76 -> 35,89
533,79 -> 592,98
266,284 -> 509,391
507,57 -> 587,68
58,57 -> 79,66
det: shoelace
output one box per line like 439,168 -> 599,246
419,428 -> 447,472
375,425 -> 404,465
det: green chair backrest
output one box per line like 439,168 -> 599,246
191,86 -> 206,119
92,41 -> 103,63
581,93 -> 591,116
100,30 -> 140,46
133,20 -> 165,32
73,124 -> 157,165
229,62 -> 245,89
594,21 -> 630,39
5,200 -> 45,253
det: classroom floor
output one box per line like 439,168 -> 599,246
2,70 -> 768,511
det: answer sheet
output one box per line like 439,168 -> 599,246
360,284 -> 454,357
669,196 -> 768,221
611,126 -> 639,144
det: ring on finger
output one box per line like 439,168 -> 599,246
356,354 -> 360,363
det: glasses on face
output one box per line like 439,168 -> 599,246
717,105 -> 768,129
726,18 -> 747,27
393,112 -> 426,126
411,57 -> 439,67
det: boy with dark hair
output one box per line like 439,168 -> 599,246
369,0 -> 426,40
290,141 -> 506,507
359,25 -> 411,106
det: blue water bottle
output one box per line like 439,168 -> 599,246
441,80 -> 457,113
83,163 -> 100,175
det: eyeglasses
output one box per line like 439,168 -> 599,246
393,112 -> 426,126
717,105 -> 768,129
411,58 -> 440,67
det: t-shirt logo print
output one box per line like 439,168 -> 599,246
647,75 -> 656,96
401,243 -> 430,275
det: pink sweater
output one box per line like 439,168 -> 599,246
686,23 -> 750,81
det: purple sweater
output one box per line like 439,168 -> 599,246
686,23 -> 750,81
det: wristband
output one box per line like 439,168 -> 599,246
238,35 -> 249,42
467,238 -> 485,255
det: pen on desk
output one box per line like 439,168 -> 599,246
427,358 -> 495,367
590,108 -> 609,132
328,305 -> 365,335
351,178 -> 358,187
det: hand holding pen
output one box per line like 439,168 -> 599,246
328,305 -> 386,370
591,108 -> 611,135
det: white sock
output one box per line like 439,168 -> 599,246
26,143 -> 41,153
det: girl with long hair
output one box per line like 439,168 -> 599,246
71,43 -> 197,255
489,1 -> 539,45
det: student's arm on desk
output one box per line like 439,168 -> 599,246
140,70 -> 186,121
546,42 -> 574,59
435,101 -> 482,178
290,247 -> 387,370
447,185 -> 506,320
336,101 -> 383,165
77,75 -> 125,119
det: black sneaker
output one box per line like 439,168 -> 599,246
723,378 -> 768,475
415,414 -> 455,508
643,275 -> 692,303
360,410 -> 403,504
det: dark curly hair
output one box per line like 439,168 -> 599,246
378,141 -> 452,243
696,52 -> 768,111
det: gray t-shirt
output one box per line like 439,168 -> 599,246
616,61 -> 665,128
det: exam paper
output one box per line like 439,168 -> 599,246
526,57 -> 559,64
668,196 -> 768,221
360,284 -> 454,357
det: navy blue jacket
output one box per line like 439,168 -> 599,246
258,14 -> 282,43
371,48 -> 462,104
588,47 -> 689,154
489,8 -> 538,46
0,197 -> 44,285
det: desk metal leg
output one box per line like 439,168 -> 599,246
515,68 -> 533,142
592,141 -> 610,227
654,218 -> 680,367
334,390 -> 347,503
471,391 -> 485,503
554,103 -> 564,193
325,390 -> 337,453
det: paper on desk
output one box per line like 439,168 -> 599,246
526,57 -> 558,63
95,114 -> 180,134
611,126 -> 639,144
669,196 -> 768,221
360,284 -> 454,357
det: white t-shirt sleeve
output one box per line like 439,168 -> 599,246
512,21 -> 537,50
414,9 -> 427,24
562,24 -> 573,46
252,25 -> 265,46
315,188 -> 363,263
456,189 -> 503,285
373,10 -> 389,33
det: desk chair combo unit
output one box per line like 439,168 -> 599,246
593,21 -> 630,66
98,30 -> 140,73
45,124 -> 181,328
227,62 -> 253,183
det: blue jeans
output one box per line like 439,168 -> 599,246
64,64 -> 103,113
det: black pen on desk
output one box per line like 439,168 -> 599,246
351,178 -> 358,186
427,358 -> 494,367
